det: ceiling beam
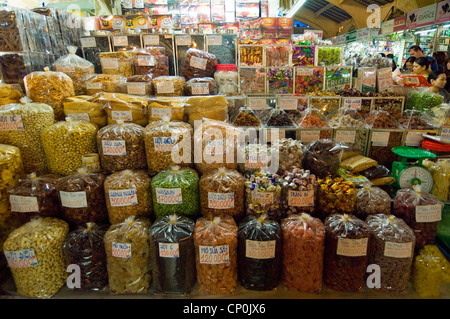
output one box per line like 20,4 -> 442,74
315,3 -> 334,18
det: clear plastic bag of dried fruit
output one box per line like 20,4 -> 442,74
193,215 -> 238,294
425,160 -> 450,201
56,168 -> 108,227
132,47 -> 168,77
126,75 -> 153,96
398,109 -> 438,130
144,117 -> 193,176
97,120 -> 147,173
392,185 -> 443,251
272,138 -> 304,174
323,213 -> 371,292
181,48 -> 218,81
153,76 -> 186,97
63,222 -> 108,291
297,107 -> 333,141
8,173 -> 61,225
104,216 -> 152,295
354,184 -> 391,220
281,213 -> 325,292
53,46 -> 95,95
238,214 -> 282,291
366,214 -> 415,293
199,167 -> 245,220
184,77 -> 218,96
231,106 -> 261,127
150,214 -> 196,294
302,139 -> 348,178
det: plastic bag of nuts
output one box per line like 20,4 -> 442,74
281,168 -> 317,217
9,173 -> 61,225
151,166 -> 199,219
193,215 -> 238,294
0,144 -> 23,224
41,118 -> 98,176
144,117 -> 193,176
97,120 -> 147,173
271,138 -> 304,174
62,222 -> 108,291
354,184 -> 391,220
199,167 -> 245,221
281,213 -> 325,292
149,214 -> 196,294
63,95 -> 107,128
329,109 -> 370,154
184,77 -> 218,96
104,216 -> 151,294
153,76 -> 186,97
3,217 -> 69,298
238,214 -> 282,291
245,172 -> 283,221
323,214 -> 371,292
104,170 -> 152,225
392,186 -> 443,251
303,139 -> 347,179
0,99 -> 54,174
366,214 -> 415,293
181,48 -> 218,81
315,176 -> 356,220
56,168 -> 108,227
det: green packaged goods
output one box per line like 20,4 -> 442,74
406,91 -> 443,111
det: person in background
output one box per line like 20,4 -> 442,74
444,56 -> 450,92
402,56 -> 416,73
428,70 -> 450,102
387,53 -> 398,72
413,57 -> 432,77
409,45 -> 439,71
432,51 -> 447,72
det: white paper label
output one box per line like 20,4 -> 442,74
102,140 -> 126,156
248,99 -> 267,110
416,204 -> 442,223
199,245 -> 230,264
177,35 -> 191,46
208,35 -> 222,46
60,191 -> 88,208
159,243 -> 179,258
109,189 -> 138,207
67,112 -> 90,122
156,188 -> 182,204
208,192 -> 235,209
191,82 -> 209,95
288,190 -> 314,207
9,195 -> 39,213
137,55 -> 156,66
280,99 -> 298,110
300,130 -> 320,143
384,241 -> 414,258
344,99 -> 362,110
101,58 -> 119,70
245,152 -> 268,168
205,139 -> 225,156
246,240 -> 276,259
87,82 -> 102,90
112,242 -> 132,258
371,131 -> 390,146
405,132 -> 424,147
0,115 -> 24,131
153,136 -> 178,152
127,82 -> 147,95
113,35 -> 128,47
296,67 -> 314,76
143,34 -> 160,46
57,66 -> 75,73
5,249 -> 38,268
190,56 -> 207,70
335,130 -> 356,144
337,238 -> 368,257
251,191 -> 274,205
81,37 -> 97,48
156,81 -> 175,94
111,111 -> 133,121
151,107 -> 172,119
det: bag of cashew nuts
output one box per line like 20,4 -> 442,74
181,48 -> 218,81
193,215 -> 238,294
199,167 -> 245,220
354,184 -> 391,220
366,214 -> 415,293
3,217 -> 69,298
104,216 -> 152,294
323,213 -> 371,292
104,170 -> 152,225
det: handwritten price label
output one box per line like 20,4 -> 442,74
199,245 -> 229,264
159,243 -> 179,258
245,240 -> 276,259
300,130 -> 320,143
156,188 -> 182,204
109,189 -> 138,207
335,130 -> 356,144
337,238 -> 368,257
288,190 -> 314,207
208,192 -> 235,209
251,191 -> 274,205
0,115 -> 24,131
5,249 -> 38,268
384,241 -> 413,258
112,242 -> 132,258
9,195 -> 39,213
111,111 -> 133,121
60,191 -> 88,208
191,83 -> 209,95
156,81 -> 174,94
416,204 -> 442,223
190,56 -> 207,70
102,140 -> 127,156
143,34 -> 160,46
153,136 -> 178,152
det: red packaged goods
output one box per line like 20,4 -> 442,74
181,48 -> 218,81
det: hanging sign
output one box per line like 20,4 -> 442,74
357,27 -> 370,41
436,0 -> 450,24
381,19 -> 394,35
406,3 -> 437,30
393,16 -> 406,32
345,30 -> 357,44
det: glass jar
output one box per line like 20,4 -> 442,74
214,64 -> 238,94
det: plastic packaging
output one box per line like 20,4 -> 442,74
150,214 -> 196,294
232,106 -> 261,127
193,215 -> 238,294
406,90 -> 443,111
3,217 -> 69,298
182,48 -> 218,81
151,166 -> 199,218
298,107 -> 332,142
292,46 -> 315,66
85,74 -> 127,95
245,172 -> 282,221
184,96 -> 229,126
104,170 -> 152,225
126,75 -> 153,96
104,216 -> 151,294
153,76 -> 186,97
62,222 -> 108,291
323,214 -> 371,292
238,144 -> 272,176
302,139 -> 347,178
184,77 -> 218,96
355,185 -> 391,220
0,83 -> 22,105
272,138 -> 304,174
95,92 -> 148,127
267,68 -> 293,94
56,169 -> 108,227
281,168 -> 317,216
24,68 -> 74,121
264,107 -> 297,128
238,214 -> 282,290
41,119 -> 98,176
132,47 -> 169,77
214,64 -> 238,94
239,67 -> 266,95
99,51 -> 133,77
53,46 -> 95,95
97,121 -> 147,173
366,214 -> 415,293
316,176 -> 356,220
0,144 -> 23,223
63,95 -> 107,128
340,155 -> 377,174
281,213 -> 325,292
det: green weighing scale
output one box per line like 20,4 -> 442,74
391,146 -> 437,193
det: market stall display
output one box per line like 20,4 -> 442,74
297,107 -> 332,143
280,168 -> 317,217
63,95 -> 107,128
95,92 -> 148,127
245,172 -> 282,221
99,51 -> 134,77
126,75 -> 154,96
315,176 -> 356,220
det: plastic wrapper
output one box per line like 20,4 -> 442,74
41,119 -> 98,176
272,138 -> 303,174
193,215 -> 238,294
239,68 -> 266,95
207,35 -> 236,65
280,168 -> 317,217
406,90 -> 443,111
245,172 -> 282,221
393,187 -> 443,251
302,139 -> 347,179
238,144 -> 272,176
3,217 -> 69,298
182,48 -> 218,81
184,77 -> 218,96
104,216 -> 151,294
132,47 -> 169,77
425,160 -> 450,201
185,96 -> 229,126
53,46 -> 95,95
56,169 -> 108,227
99,51 -> 133,77
0,99 -> 54,173
298,108 -> 332,142
264,107 -> 297,128
150,214 -> 196,294
104,170 -> 152,225
232,106 -> 261,127
281,213 -> 325,292
199,167 -> 245,220
85,74 -> 127,95
95,92 -> 148,127
267,68 -> 293,94
317,46 -> 341,66
147,98 -> 186,123
24,68 -> 75,121
323,214 -> 370,292
292,46 -> 315,66
355,185 -> 391,220
265,45 -> 290,67
97,121 -> 146,173
340,155 -> 377,174
62,222 -> 108,291
238,214 -> 281,290
153,76 -> 186,97
126,75 -> 153,96
316,176 -> 356,220
360,164 -> 390,180
0,144 -> 23,225
151,166 -> 199,218
366,214 -> 415,293
0,84 -> 22,105
63,95 -> 107,128
0,8 -> 29,52
0,52 -> 31,88
80,35 -> 111,73
295,67 -> 324,94
398,109 -> 437,130
239,45 -> 264,67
